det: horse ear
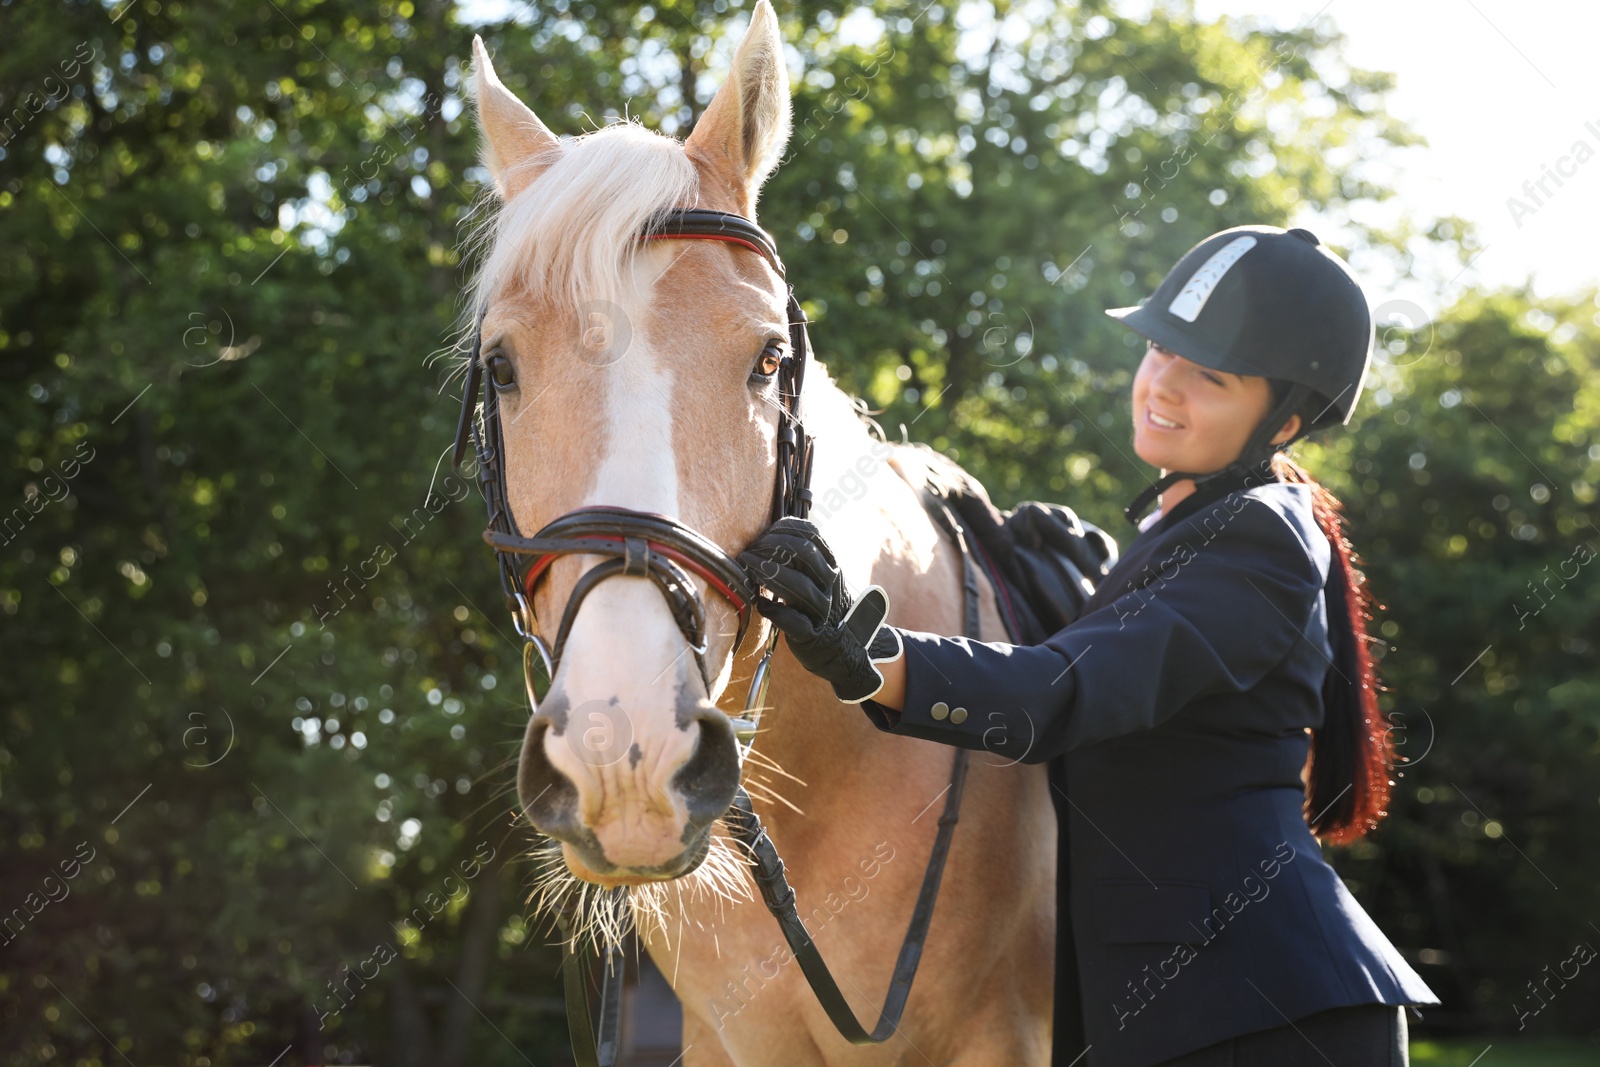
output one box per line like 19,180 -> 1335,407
683,0 -> 792,214
471,35 -> 561,200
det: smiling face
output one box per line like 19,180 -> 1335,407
1130,341 -> 1298,478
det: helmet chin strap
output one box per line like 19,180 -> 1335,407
1122,383 -> 1312,526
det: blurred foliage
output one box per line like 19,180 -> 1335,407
0,0 -> 1595,1063
1412,1039 -> 1600,1067
1305,290 -> 1600,1044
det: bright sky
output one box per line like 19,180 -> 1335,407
1178,0 -> 1600,314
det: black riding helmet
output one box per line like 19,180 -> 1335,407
1105,225 -> 1374,524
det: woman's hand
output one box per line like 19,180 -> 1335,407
737,517 -> 902,703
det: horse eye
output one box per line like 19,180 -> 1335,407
752,340 -> 784,380
486,351 -> 516,390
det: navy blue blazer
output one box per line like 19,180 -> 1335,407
862,477 -> 1438,1066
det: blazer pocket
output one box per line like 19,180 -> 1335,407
1093,879 -> 1214,945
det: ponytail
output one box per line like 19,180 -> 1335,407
1271,453 -> 1393,844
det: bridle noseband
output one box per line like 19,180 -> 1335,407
451,208 -> 816,729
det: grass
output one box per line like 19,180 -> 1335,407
1410,1038 -> 1599,1066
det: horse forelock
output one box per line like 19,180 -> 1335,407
466,121 -> 700,319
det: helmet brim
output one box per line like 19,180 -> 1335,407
1104,304 -> 1280,381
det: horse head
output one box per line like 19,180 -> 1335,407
467,1 -> 794,889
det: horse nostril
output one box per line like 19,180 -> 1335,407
518,709 -> 581,835
671,703 -> 741,835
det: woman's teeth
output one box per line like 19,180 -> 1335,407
1148,410 -> 1181,429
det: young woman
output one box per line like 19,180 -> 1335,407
738,226 -> 1439,1067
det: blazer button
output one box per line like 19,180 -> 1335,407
949,707 -> 968,724
930,701 -> 949,720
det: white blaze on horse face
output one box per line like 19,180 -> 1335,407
487,0 -> 793,878
542,244 -> 703,863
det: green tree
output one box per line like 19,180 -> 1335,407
1311,289 -> 1600,1039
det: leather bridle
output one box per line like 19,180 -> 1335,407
452,206 -> 975,1067
451,207 -> 816,722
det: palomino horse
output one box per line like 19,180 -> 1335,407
467,2 -> 1054,1061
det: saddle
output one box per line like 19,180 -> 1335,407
898,443 -> 1119,644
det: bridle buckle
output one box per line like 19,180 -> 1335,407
510,591 -> 554,695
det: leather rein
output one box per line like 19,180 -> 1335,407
452,207 -> 974,1065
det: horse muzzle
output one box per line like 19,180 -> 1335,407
518,681 -> 742,881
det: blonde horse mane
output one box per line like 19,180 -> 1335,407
465,121 -> 699,317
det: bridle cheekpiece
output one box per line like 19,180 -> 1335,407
451,207 -> 816,740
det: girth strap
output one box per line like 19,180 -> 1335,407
924,497 -> 984,641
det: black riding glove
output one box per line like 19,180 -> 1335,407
737,517 -> 903,704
